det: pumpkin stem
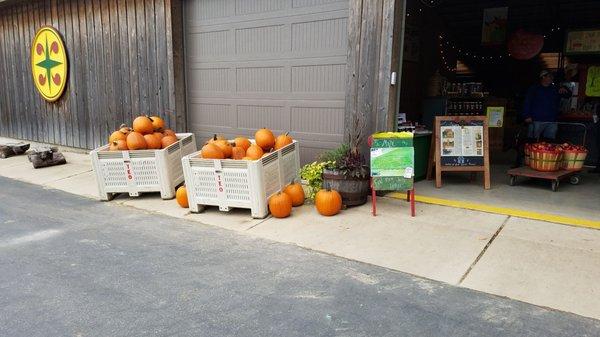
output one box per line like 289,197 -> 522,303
213,134 -> 218,141
119,123 -> 127,129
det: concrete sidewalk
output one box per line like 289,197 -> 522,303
1,142 -> 599,321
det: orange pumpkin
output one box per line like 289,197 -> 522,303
231,143 -> 246,160
150,116 -> 165,131
161,135 -> 178,148
274,132 -> 293,150
268,192 -> 293,218
208,134 -> 226,144
241,156 -> 254,161
176,186 -> 189,208
118,124 -> 132,135
233,136 -> 251,151
255,128 -> 275,151
152,132 -> 164,140
109,139 -> 128,151
245,144 -> 264,160
132,116 -> 154,134
201,143 -> 225,159
315,188 -> 342,216
283,181 -> 305,207
163,129 -> 176,137
109,130 -> 127,143
214,140 -> 233,158
144,134 -> 162,149
126,131 -> 147,150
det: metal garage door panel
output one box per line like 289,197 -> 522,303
185,0 -> 348,163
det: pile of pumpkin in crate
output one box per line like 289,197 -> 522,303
108,115 -> 179,150
198,128 -> 292,160
525,142 -> 588,172
175,127 -> 344,218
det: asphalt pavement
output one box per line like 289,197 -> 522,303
1,177 -> 599,337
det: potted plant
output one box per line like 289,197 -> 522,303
319,113 -> 370,206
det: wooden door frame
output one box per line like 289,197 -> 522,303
344,0 -> 406,144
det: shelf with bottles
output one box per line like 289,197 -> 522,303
445,81 -> 489,99
446,100 -> 485,116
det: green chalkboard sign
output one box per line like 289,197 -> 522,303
370,132 -> 414,191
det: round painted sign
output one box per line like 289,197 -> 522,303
31,26 -> 68,102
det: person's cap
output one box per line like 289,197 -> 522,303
539,70 -> 552,78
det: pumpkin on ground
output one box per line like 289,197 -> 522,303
245,144 -> 264,160
109,139 -> 128,151
126,131 -> 147,150
274,132 -> 293,150
315,188 -> 342,216
233,137 -> 251,151
132,116 -> 154,134
109,130 -> 127,143
255,128 -> 275,151
163,129 -> 176,137
176,186 -> 189,208
231,143 -> 246,160
214,139 -> 233,158
201,143 -> 224,159
268,192 -> 293,218
150,116 -> 165,131
161,135 -> 178,148
283,181 -> 305,207
144,134 -> 162,149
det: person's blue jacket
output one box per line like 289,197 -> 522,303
521,84 -> 569,122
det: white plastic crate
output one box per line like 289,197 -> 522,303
182,140 -> 300,218
90,133 -> 196,200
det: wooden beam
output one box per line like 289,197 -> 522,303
344,0 -> 362,145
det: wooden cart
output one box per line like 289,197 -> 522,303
507,166 -> 580,192
507,122 -> 586,192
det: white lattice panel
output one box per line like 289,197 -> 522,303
131,159 -> 160,187
101,160 -> 128,188
223,170 -> 251,201
191,169 -> 219,200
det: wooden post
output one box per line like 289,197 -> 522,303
345,0 -> 406,147
483,118 -> 491,189
435,118 -> 442,188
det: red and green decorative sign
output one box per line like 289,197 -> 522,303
31,26 -> 68,102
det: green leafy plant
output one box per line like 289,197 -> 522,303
317,143 -> 369,179
299,161 -> 331,200
318,144 -> 349,169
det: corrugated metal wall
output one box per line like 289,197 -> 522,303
0,0 -> 185,150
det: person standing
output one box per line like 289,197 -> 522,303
521,69 -> 571,141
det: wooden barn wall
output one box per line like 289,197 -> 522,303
0,0 -> 185,149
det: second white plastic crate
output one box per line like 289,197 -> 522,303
181,140 -> 300,218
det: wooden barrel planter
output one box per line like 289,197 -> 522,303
322,169 -> 369,206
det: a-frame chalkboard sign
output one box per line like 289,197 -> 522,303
434,116 -> 490,189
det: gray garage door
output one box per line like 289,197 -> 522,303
184,0 -> 348,163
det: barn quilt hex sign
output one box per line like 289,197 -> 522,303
31,26 -> 67,102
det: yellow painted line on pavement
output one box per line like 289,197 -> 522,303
388,192 -> 600,230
